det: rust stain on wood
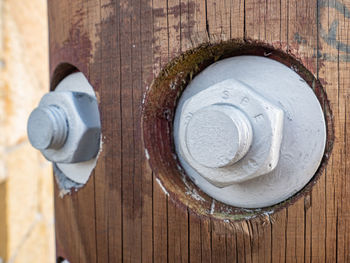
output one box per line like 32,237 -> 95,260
49,5 -> 92,79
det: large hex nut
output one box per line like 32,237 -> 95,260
30,90 -> 101,163
177,78 -> 284,187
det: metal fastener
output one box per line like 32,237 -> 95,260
28,105 -> 68,150
27,72 -> 101,185
28,91 -> 101,163
174,55 -> 326,208
178,78 -> 284,187
185,104 -> 253,169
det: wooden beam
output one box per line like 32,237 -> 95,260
48,0 -> 348,261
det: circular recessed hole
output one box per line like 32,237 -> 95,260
142,40 -> 333,220
174,55 -> 326,207
49,63 -> 102,194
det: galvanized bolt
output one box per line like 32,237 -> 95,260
27,105 -> 68,150
27,85 -> 101,164
174,55 -> 327,208
27,72 -> 101,185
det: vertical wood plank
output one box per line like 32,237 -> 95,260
121,0 -> 144,261
338,3 -> 350,246
271,209 -> 287,263
211,221 -> 227,263
311,174 -> 326,263
140,0 -> 155,260
99,0 -> 124,261
241,221 -> 253,263
151,1 -> 169,262
287,0 -> 318,73
226,232 -> 237,263
190,0 -> 208,45
248,220 -> 260,263
304,195 -> 312,263
189,212 -> 201,263
257,217 -> 272,263
92,0 -> 114,262
317,1 -> 349,262
285,199 -> 305,263
201,218 -> 212,262
167,0 -> 182,59
168,201 -> 189,263
153,182 -> 168,263
230,0 -> 245,38
206,0 -> 232,41
235,223 -> 246,263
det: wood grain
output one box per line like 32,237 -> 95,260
48,0 -> 348,262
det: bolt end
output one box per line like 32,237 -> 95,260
27,105 -> 68,150
185,105 -> 253,169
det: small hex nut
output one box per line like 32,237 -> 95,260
178,78 -> 284,187
38,91 -> 101,163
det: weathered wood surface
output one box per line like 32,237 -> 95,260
49,0 -> 349,262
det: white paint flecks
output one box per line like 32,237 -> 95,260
185,188 -> 206,202
173,56 -> 326,208
156,178 -> 169,196
210,200 -> 215,214
144,149 -> 150,160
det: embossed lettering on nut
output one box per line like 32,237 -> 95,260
174,56 -> 327,208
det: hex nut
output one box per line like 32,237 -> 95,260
178,78 -> 284,187
30,90 -> 101,163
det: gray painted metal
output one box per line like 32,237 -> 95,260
173,56 -> 326,208
27,105 -> 68,150
28,91 -> 100,163
27,72 -> 101,185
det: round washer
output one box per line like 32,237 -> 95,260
173,56 -> 327,208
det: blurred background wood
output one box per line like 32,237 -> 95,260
0,0 -> 54,262
49,0 -> 349,262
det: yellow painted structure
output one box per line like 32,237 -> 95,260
0,0 -> 55,262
